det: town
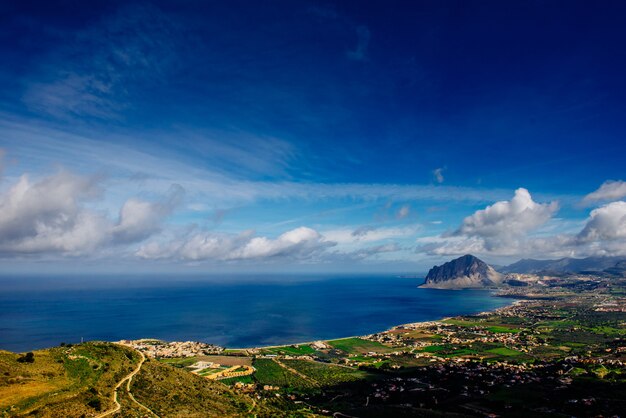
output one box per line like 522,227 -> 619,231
149,273 -> 626,417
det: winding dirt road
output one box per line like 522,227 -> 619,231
95,346 -> 159,418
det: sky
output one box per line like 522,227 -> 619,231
1,0 -> 626,274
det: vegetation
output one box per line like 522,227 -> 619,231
327,337 -> 394,354
260,345 -> 316,356
0,342 -> 138,417
281,359 -> 369,386
159,356 -> 198,368
3,276 -> 626,417
131,359 -> 287,417
253,358 -> 316,390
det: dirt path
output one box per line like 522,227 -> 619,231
95,346 -> 159,418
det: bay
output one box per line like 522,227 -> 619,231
0,274 -> 513,352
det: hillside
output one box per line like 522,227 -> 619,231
0,342 -> 296,418
421,254 -> 503,289
0,342 -> 140,417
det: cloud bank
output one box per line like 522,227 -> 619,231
137,227 -> 334,262
0,169 -> 183,256
423,186 -> 626,258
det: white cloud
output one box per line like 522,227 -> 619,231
136,226 -> 333,262
455,188 -> 558,238
421,188 -> 559,256
583,180 -> 626,204
0,168 -> 183,256
396,205 -> 410,219
0,171 -> 106,254
112,184 -> 184,243
323,225 -> 420,245
578,201 -> 626,242
433,167 -> 445,184
421,188 -> 626,259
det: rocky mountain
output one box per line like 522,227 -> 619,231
501,256 -> 626,275
421,254 -> 503,289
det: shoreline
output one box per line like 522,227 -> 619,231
229,291 -> 521,352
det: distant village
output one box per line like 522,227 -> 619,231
119,339 -> 224,358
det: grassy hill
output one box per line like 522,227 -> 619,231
1,342 -> 139,417
0,342 -> 317,418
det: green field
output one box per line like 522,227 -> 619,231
282,359 -> 369,386
261,345 -> 317,356
486,347 -> 523,356
421,345 -> 446,353
327,337 -> 394,354
253,358 -> 316,389
486,326 -> 521,333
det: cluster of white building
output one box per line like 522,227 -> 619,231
119,339 -> 224,358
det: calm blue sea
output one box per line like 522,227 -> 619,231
0,274 -> 513,352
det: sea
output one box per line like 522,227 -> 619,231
0,274 -> 514,352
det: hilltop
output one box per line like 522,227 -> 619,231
421,254 -> 503,289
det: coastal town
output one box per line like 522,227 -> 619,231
130,271 -> 626,417
118,339 -> 224,358
2,269 -> 625,417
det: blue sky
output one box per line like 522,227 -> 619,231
1,0 -> 626,273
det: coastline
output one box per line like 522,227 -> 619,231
232,290 -> 521,352
0,283 -> 518,353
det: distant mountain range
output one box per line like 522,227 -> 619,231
500,256 -> 626,274
421,254 -> 626,289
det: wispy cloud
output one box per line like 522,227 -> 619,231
396,205 -> 411,220
0,117 -> 523,207
347,25 -> 370,61
21,3 -> 181,120
324,224 -> 421,245
583,180 -> 626,204
432,167 -> 445,184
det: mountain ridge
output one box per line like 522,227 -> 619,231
501,256 -> 626,274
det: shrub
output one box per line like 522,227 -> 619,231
87,398 -> 102,410
17,352 -> 34,363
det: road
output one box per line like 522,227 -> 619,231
95,346 -> 159,418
